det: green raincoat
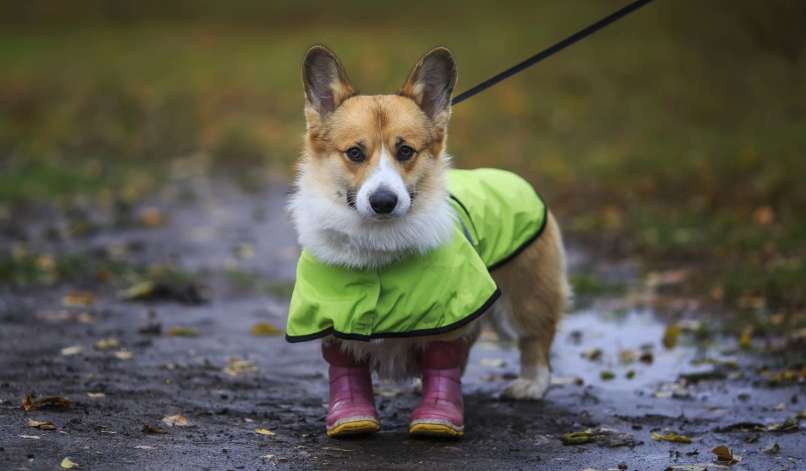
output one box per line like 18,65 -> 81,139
285,168 -> 547,342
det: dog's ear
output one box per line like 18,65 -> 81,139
302,45 -> 354,120
400,47 -> 457,126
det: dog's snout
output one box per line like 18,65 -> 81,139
369,188 -> 398,215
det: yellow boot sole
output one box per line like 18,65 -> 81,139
326,418 -> 380,438
409,421 -> 464,438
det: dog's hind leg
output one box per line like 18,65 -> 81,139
502,336 -> 552,399
492,213 -> 569,400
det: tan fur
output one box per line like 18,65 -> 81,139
306,95 -> 443,191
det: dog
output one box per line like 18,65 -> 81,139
286,45 -> 569,438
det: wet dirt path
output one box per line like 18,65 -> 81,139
1,177 -> 803,470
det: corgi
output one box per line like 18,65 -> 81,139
287,45 -> 569,438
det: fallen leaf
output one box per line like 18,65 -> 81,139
161,414 -> 190,427
250,322 -> 282,336
678,370 -> 727,383
94,337 -> 120,350
87,392 -> 106,399
142,423 -> 167,434
225,358 -> 257,376
561,430 -> 595,445
738,326 -> 753,350
28,419 -> 56,431
22,394 -> 71,411
139,207 -> 169,228
166,326 -> 199,337
62,291 -> 95,307
763,442 -> 780,454
619,350 -> 637,364
60,457 -> 79,469
625,370 -> 636,379
712,445 -> 740,464
753,206 -> 774,225
60,345 -> 83,356
583,348 -> 603,361
600,371 -> 615,381
560,427 -> 638,447
662,324 -> 681,349
714,422 -> 765,433
119,280 -> 155,301
255,428 -> 275,436
120,278 -> 208,305
261,454 -> 275,460
639,350 -> 654,364
766,416 -> 799,433
651,431 -> 692,444
113,350 -> 133,360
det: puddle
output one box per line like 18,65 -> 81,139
466,309 -> 737,396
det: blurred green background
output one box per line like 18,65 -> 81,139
1,1 -> 805,323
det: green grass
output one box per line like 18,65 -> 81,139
1,1 -> 805,321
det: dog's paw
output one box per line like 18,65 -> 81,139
501,368 -> 550,400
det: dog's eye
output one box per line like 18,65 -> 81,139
396,145 -> 416,162
344,146 -> 365,163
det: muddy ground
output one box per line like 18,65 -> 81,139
0,176 -> 803,471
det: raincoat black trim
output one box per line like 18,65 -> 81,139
449,189 -> 549,272
284,288 -> 501,343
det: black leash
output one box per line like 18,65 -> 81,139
451,0 -> 656,105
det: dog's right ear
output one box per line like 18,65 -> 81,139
302,46 -> 354,123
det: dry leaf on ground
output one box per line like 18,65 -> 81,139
161,414 -> 190,427
712,445 -> 740,464
763,442 -> 780,454
60,457 -> 79,469
166,326 -> 199,337
60,345 -> 83,356
94,338 -> 120,350
250,322 -> 282,336
62,291 -> 96,307
225,358 -> 257,376
651,431 -> 692,443
662,324 -> 681,349
583,348 -> 603,361
28,419 -> 56,430
139,207 -> 169,227
22,394 -> 71,411
87,392 -> 106,399
562,430 -> 596,445
255,428 -> 275,436
113,350 -> 133,360
142,423 -> 167,434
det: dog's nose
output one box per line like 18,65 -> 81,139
369,189 -> 398,215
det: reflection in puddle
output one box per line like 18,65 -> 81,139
466,309 -> 732,396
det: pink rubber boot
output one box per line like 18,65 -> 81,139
409,339 -> 469,437
322,342 -> 380,437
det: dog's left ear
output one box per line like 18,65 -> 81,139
400,47 -> 457,126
